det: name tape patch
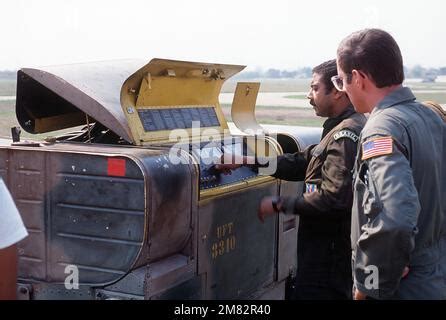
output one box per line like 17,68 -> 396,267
333,130 -> 359,142
361,136 -> 393,160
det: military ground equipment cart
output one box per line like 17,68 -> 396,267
0,58 -> 321,299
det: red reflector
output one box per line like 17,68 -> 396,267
107,158 -> 126,177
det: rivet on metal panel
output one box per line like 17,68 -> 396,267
210,69 -> 219,80
217,69 -> 225,80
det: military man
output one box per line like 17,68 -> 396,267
335,28 -> 446,299
217,59 -> 366,299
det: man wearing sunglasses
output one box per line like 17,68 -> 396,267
336,28 -> 446,300
216,59 -> 366,299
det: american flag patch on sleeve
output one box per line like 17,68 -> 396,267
361,136 -> 393,160
305,183 -> 318,193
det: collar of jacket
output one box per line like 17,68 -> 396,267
321,104 -> 355,138
372,86 -> 416,115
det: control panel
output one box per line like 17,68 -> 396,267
190,137 -> 258,191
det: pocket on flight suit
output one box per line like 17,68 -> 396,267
358,162 -> 382,222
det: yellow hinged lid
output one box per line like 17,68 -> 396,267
15,58 -> 244,146
121,58 -> 245,145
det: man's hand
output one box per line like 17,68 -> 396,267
213,163 -> 242,175
214,154 -> 254,175
353,289 -> 367,300
402,266 -> 409,278
354,266 -> 410,300
258,196 -> 280,223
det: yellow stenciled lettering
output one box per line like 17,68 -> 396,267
218,240 -> 225,256
211,243 -> 218,259
227,222 -> 234,234
229,236 -> 236,250
211,222 -> 237,259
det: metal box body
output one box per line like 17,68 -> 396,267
1,58 -> 321,299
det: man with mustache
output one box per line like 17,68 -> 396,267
217,59 -> 366,299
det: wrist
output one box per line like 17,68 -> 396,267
271,196 -> 283,213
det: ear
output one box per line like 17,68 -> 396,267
351,69 -> 365,89
331,87 -> 345,100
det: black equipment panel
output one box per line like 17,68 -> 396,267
191,138 -> 258,190
138,107 -> 220,131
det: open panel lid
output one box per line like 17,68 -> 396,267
16,59 -> 244,145
120,58 -> 245,145
230,82 -> 265,134
16,60 -> 145,143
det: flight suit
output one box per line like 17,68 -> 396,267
351,87 -> 446,299
273,105 -> 366,299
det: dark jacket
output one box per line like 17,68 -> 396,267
274,106 -> 366,297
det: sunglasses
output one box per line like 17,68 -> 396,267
331,74 -> 352,92
331,71 -> 366,91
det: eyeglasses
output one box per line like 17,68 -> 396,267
331,74 -> 352,92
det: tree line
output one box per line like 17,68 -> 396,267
2,66 -> 446,80
234,65 -> 446,79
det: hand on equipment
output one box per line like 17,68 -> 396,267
258,196 -> 281,223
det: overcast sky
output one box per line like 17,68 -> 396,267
1,0 -> 445,70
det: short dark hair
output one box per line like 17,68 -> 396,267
312,59 -> 337,94
337,28 -> 404,88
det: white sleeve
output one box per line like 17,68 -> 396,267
0,178 -> 28,249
